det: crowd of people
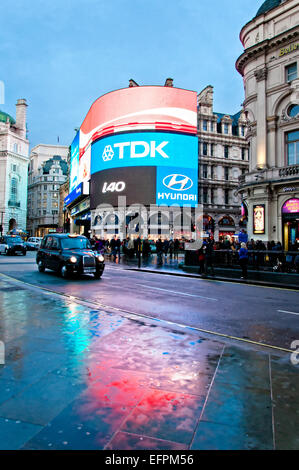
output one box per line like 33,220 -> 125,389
88,231 -> 299,277
89,235 -> 182,264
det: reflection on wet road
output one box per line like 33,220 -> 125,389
0,276 -> 299,450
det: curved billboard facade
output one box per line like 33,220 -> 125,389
68,85 -> 198,210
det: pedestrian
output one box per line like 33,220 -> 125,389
204,238 -> 215,276
174,239 -> 180,260
163,239 -> 169,259
239,242 -> 248,279
295,249 -> 299,274
169,239 -> 174,258
110,236 -> 117,262
198,243 -> 206,275
156,238 -> 163,265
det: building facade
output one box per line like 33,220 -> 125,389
236,0 -> 299,249
0,99 -> 29,235
197,86 -> 249,241
27,144 -> 69,236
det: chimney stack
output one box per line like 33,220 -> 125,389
15,98 -> 27,138
164,78 -> 173,87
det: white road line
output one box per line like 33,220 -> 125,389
136,284 -> 218,301
278,309 -> 299,316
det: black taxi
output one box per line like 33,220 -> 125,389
36,234 -> 105,279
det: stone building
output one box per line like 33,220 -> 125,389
197,86 -> 249,241
0,99 -> 29,235
27,144 -> 69,236
236,0 -> 299,249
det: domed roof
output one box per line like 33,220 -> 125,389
256,0 -> 284,17
0,110 -> 15,125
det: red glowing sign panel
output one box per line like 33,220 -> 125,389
79,86 -> 197,157
282,198 -> 299,214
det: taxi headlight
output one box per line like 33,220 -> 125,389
70,256 -> 77,263
97,255 -> 104,262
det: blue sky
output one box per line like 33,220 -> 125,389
0,0 -> 262,149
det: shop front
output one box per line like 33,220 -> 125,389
282,198 -> 299,250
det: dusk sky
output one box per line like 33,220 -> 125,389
0,0 -> 263,149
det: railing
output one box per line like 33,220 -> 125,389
185,249 -> 299,273
279,165 -> 299,177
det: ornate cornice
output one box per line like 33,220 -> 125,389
236,27 -> 298,76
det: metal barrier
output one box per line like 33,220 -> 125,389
185,250 -> 299,273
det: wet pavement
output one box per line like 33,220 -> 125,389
0,274 -> 299,450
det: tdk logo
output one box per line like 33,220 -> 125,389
163,174 -> 193,191
102,141 -> 169,161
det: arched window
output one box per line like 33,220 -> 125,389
10,177 -> 18,204
287,104 -> 299,118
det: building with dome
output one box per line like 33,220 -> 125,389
0,99 -> 29,235
236,0 -> 299,250
27,144 -> 69,236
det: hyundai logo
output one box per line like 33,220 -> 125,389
163,174 -> 193,191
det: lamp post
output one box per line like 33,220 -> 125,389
0,211 -> 4,236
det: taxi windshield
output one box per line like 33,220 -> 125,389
6,236 -> 23,243
61,237 -> 91,250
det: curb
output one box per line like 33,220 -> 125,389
127,267 -> 299,290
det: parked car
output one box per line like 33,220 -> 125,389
0,236 -> 27,255
25,237 -> 42,251
36,233 -> 105,279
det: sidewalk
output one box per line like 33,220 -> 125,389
106,254 -> 299,289
0,275 -> 298,449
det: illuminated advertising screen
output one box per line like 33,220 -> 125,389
90,167 -> 156,207
80,86 -> 197,156
253,205 -> 265,234
69,131 -> 80,192
68,86 -> 198,210
91,131 -> 198,173
282,198 -> 299,214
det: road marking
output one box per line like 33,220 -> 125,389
0,271 -> 293,354
278,309 -> 299,316
136,283 -> 218,301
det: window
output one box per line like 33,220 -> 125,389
225,167 -> 229,180
203,187 -> 208,204
203,120 -> 208,131
211,165 -> 214,180
211,143 -> 214,156
286,63 -> 297,82
203,142 -> 208,156
287,130 -> 299,165
44,185 -> 47,190
224,189 -> 229,205
224,146 -> 229,159
10,177 -> 18,203
224,123 -> 229,134
210,122 -> 214,132
202,164 -> 208,178
288,104 -> 299,118
240,126 -> 245,137
241,148 -> 245,161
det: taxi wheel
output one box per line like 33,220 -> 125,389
94,272 -> 102,279
38,261 -> 45,273
61,264 -> 68,278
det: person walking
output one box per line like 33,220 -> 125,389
239,242 -> 248,279
204,238 -> 215,276
156,238 -> 163,266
